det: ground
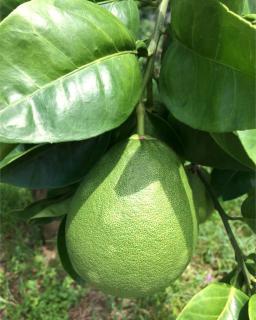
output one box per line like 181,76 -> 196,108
0,183 -> 254,320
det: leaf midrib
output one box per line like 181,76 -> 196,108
1,50 -> 136,111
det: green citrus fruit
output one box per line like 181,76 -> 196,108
65,135 -> 198,298
186,167 -> 214,224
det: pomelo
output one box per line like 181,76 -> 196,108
66,135 -> 198,297
186,167 -> 214,224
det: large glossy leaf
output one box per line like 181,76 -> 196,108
241,192 -> 256,233
160,0 -> 256,132
211,169 -> 255,200
211,132 -> 256,170
249,294 -> 256,320
0,134 -> 110,189
177,283 -> 249,320
0,0 -> 142,143
167,115 -> 252,171
57,216 -> 84,283
0,0 -> 139,35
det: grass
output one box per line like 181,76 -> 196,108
0,183 -> 255,319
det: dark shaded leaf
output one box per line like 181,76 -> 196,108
167,115 -> 252,171
145,111 -> 183,152
177,283 -> 249,320
57,216 -> 84,283
0,0 -> 26,20
0,144 -> 41,170
241,192 -> 256,233
0,134 -> 110,189
211,132 -> 255,170
159,0 -> 256,132
211,169 -> 255,201
0,142 -> 17,160
0,0 -> 142,143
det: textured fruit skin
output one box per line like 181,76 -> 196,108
186,168 -> 214,224
66,135 -> 198,298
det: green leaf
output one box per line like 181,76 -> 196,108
0,134 -> 110,189
57,216 -> 84,283
249,294 -> 256,320
211,169 -> 255,200
177,283 -> 249,320
237,130 -> 256,164
244,14 -> 256,24
241,192 -> 256,233
242,0 -> 256,15
211,132 -> 256,170
0,0 -> 142,143
145,112 -> 183,153
167,115 -> 252,171
0,0 -> 140,36
0,142 -> 16,160
100,0 -> 140,37
30,197 -> 71,221
160,0 -> 256,132
13,188 -> 76,220
0,0 -> 26,20
0,144 -> 41,170
221,0 -> 256,14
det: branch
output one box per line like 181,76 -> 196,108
136,0 -> 170,137
196,167 -> 253,293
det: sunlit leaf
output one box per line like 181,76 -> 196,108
177,283 -> 249,320
249,294 -> 256,320
0,0 -> 142,143
237,129 -> 256,165
0,0 -> 140,36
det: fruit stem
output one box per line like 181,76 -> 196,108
196,167 -> 253,294
136,0 -> 170,138
137,103 -> 145,137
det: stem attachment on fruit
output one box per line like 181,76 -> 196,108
136,0 -> 170,138
197,167 -> 253,293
